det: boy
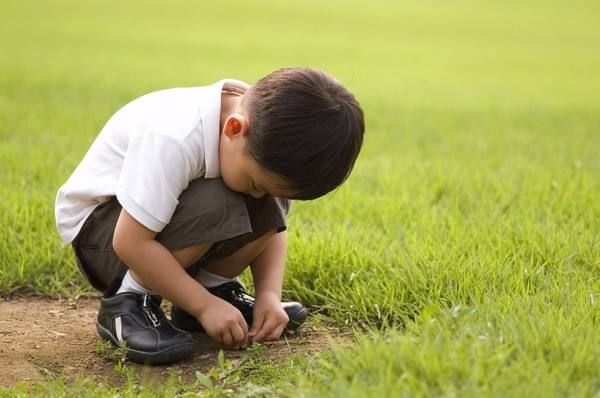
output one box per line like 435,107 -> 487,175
55,67 -> 365,364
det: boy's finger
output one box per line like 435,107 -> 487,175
239,315 -> 249,336
253,316 -> 277,342
267,323 -> 286,341
249,313 -> 265,336
221,331 -> 233,347
239,323 -> 248,348
231,324 -> 245,348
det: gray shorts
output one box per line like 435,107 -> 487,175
72,178 -> 290,294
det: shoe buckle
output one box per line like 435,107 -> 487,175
142,294 -> 162,327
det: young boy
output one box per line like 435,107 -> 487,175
55,67 -> 365,364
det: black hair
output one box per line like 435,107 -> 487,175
244,67 -> 365,200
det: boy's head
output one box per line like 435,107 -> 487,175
219,67 -> 364,200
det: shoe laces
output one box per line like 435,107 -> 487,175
142,294 -> 162,327
231,283 -> 254,306
213,281 -> 254,317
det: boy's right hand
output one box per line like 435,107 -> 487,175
196,294 -> 248,349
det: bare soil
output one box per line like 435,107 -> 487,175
0,296 -> 347,388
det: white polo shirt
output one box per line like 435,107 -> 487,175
55,79 -> 249,243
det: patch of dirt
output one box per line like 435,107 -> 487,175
0,296 -> 348,388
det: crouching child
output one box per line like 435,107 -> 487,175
55,67 -> 365,364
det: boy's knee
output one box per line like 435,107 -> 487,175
172,242 -> 213,268
171,178 -> 246,225
156,178 -> 251,252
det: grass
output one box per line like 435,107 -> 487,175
1,0 -> 599,396
4,342 -> 300,397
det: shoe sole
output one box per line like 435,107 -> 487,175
96,320 -> 194,365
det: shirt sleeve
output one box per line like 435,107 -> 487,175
116,133 -> 193,232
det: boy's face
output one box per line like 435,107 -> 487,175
219,114 -> 292,199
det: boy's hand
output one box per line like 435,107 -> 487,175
249,292 -> 289,342
196,294 -> 248,349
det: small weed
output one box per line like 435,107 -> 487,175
95,340 -> 128,365
193,349 -> 275,397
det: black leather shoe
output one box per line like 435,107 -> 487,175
96,292 -> 194,364
170,281 -> 308,333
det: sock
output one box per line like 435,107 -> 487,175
117,270 -> 153,295
195,268 -> 236,288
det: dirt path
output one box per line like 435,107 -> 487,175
0,296 -> 346,388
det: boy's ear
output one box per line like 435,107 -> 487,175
223,114 -> 249,139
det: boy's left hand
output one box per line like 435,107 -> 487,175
249,292 -> 289,342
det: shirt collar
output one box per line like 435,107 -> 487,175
201,78 -> 250,178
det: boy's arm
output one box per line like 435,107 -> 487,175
249,231 -> 289,341
113,209 -> 248,348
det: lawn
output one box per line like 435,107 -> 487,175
1,0 -> 599,396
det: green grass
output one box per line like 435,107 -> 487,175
1,0 -> 599,396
